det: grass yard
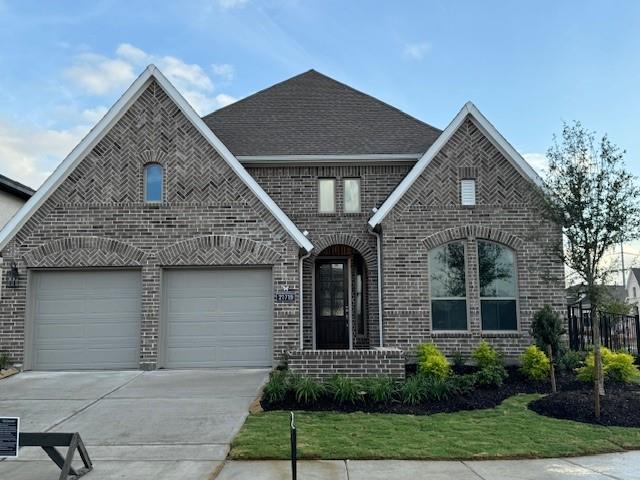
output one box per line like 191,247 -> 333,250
230,394 -> 640,460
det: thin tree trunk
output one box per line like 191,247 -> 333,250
592,307 -> 604,419
547,345 -> 557,393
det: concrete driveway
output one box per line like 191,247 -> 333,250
0,369 -> 268,479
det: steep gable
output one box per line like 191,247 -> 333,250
202,70 -> 441,157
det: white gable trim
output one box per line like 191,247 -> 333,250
0,65 -> 313,253
368,101 -> 543,228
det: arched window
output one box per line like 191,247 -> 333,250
428,241 -> 467,330
478,240 -> 517,330
144,163 -> 163,202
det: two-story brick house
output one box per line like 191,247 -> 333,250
0,65 -> 564,374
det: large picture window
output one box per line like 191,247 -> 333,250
429,242 -> 467,330
478,240 -> 517,330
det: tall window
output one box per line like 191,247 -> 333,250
354,256 -> 366,335
344,178 -> 361,213
429,242 -> 467,330
318,178 -> 336,213
144,163 -> 163,202
478,240 -> 517,330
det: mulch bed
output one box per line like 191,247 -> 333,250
261,366 -> 585,415
528,384 -> 640,427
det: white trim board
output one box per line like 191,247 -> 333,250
368,101 -> 543,228
0,65 -> 313,253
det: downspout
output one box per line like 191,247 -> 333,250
299,241 -> 312,351
368,225 -> 384,348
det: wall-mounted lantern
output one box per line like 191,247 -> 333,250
7,262 -> 18,288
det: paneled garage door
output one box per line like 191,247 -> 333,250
163,268 -> 273,368
30,270 -> 141,370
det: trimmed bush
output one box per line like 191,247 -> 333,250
557,350 -> 586,373
472,341 -> 501,369
451,351 -> 466,369
363,377 -> 396,403
520,345 -> 551,381
262,370 -> 289,403
0,353 -> 9,370
577,347 -> 640,383
327,375 -> 362,405
475,364 -> 508,387
291,375 -> 325,405
449,373 -> 478,394
417,343 -> 450,379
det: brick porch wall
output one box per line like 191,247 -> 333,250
287,348 -> 405,380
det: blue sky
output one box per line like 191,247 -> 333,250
1,0 -> 639,276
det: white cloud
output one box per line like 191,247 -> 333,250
81,105 -> 109,123
212,63 -> 234,82
0,119 -> 89,189
65,44 -> 235,114
403,42 -> 431,60
65,53 -> 136,95
216,0 -> 249,9
523,153 -> 549,175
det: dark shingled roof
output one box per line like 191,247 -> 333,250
631,268 -> 640,285
0,173 -> 35,200
202,70 -> 441,157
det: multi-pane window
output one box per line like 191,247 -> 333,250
144,163 -> 163,202
318,178 -> 336,213
429,242 -> 467,330
344,178 -> 361,213
478,240 -> 517,330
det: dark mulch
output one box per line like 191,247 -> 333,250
529,383 -> 640,427
261,366 -> 585,415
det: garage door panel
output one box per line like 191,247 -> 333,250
31,270 -> 141,370
164,268 -> 272,368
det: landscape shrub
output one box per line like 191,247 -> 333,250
0,353 -> 9,370
262,370 -> 290,403
451,351 -> 466,369
449,373 -> 478,394
577,347 -> 640,383
401,375 -> 427,405
475,364 -> 508,387
416,343 -> 450,379
363,377 -> 397,403
291,375 -> 325,405
327,375 -> 362,404
472,341 -> 501,369
557,350 -> 586,373
530,305 -> 565,356
422,376 -> 459,401
520,345 -> 551,381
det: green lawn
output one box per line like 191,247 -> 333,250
230,394 -> 640,460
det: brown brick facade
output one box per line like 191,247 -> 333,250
288,348 -> 405,379
0,80 -> 301,368
380,118 -> 565,360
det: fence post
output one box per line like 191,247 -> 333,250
290,412 -> 297,480
635,314 -> 640,356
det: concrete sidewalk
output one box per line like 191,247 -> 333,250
215,451 -> 640,479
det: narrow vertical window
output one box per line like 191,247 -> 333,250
344,178 -> 361,213
429,242 -> 467,330
460,179 -> 476,206
144,163 -> 163,202
318,178 -> 336,213
478,240 -> 518,330
354,256 -> 366,335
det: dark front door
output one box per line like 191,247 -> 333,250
316,260 -> 349,349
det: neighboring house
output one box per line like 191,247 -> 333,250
626,268 -> 640,313
566,284 -> 628,311
0,66 -> 564,375
0,173 -> 34,228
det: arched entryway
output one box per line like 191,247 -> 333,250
314,244 -> 369,350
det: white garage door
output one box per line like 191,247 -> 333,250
30,270 -> 141,370
163,268 -> 273,368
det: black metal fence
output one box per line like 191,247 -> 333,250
567,304 -> 640,354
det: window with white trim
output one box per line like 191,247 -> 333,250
478,240 -> 517,330
460,179 -> 476,206
144,163 -> 164,202
344,178 -> 361,213
429,241 -> 467,330
318,178 -> 336,213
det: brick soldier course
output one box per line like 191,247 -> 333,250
0,66 -> 563,376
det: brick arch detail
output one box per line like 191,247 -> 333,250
140,149 -> 168,166
421,225 -> 524,251
157,235 -> 281,265
313,233 -> 376,271
23,236 -> 146,267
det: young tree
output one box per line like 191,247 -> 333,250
537,121 -> 640,418
531,305 -> 565,393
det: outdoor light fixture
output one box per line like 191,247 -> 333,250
7,262 -> 18,289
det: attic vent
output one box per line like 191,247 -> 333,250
460,179 -> 476,206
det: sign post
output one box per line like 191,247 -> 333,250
0,417 -> 19,458
290,412 -> 297,480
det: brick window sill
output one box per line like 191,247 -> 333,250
481,332 -> 521,338
430,332 -> 473,338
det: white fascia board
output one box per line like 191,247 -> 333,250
368,101 -> 543,229
0,65 -> 314,253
